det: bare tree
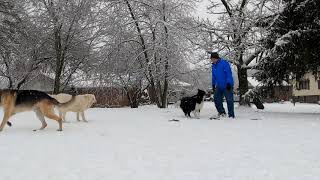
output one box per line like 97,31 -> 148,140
200,0 -> 282,104
118,0 -> 198,108
0,0 -> 49,89
27,0 -> 111,93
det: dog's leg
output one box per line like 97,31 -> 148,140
193,111 -> 200,119
45,112 -> 63,131
40,103 -> 63,131
192,111 -> 196,118
59,111 -> 64,121
34,108 -> 47,131
0,109 -> 13,132
76,112 -> 80,122
81,111 -> 88,122
193,111 -> 199,119
62,112 -> 68,123
0,95 -> 14,132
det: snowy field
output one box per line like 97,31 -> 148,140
1,102 -> 320,180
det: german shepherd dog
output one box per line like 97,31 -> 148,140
0,89 -> 74,132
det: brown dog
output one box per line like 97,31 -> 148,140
0,89 -> 74,132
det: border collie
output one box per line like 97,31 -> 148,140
177,89 -> 206,118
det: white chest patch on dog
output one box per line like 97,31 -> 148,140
195,101 -> 204,112
192,101 -> 204,119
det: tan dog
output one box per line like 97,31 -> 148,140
50,93 -> 96,122
0,90 -> 74,132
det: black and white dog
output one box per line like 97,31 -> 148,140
176,89 -> 206,118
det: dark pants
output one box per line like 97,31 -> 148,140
214,87 -> 235,118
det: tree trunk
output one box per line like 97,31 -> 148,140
160,79 -> 168,108
124,0 -> 160,107
8,78 -> 13,89
156,81 -> 162,108
147,87 -> 157,105
53,39 -> 63,93
238,66 -> 249,105
53,19 -> 63,94
126,88 -> 139,108
46,2 -> 64,94
159,0 -> 169,109
236,47 -> 250,106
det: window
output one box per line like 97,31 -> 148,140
297,79 -> 310,90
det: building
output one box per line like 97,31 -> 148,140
293,72 -> 320,103
21,73 -> 130,107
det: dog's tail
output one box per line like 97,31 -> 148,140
174,100 -> 181,108
50,95 -> 76,107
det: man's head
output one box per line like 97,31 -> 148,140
210,52 -> 220,64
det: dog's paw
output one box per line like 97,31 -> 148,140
7,121 -> 12,127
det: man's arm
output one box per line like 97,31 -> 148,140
212,65 -> 216,87
224,61 -> 234,87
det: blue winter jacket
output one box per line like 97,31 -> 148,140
212,58 -> 234,89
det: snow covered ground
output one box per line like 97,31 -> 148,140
0,102 -> 320,180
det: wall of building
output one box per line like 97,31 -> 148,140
293,72 -> 320,103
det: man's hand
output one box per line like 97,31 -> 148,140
226,83 -> 232,91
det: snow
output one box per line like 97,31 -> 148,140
248,76 -> 261,87
1,102 -> 320,180
274,30 -> 302,48
247,77 -> 289,87
295,0 -> 311,12
263,101 -> 320,113
195,0 -> 220,21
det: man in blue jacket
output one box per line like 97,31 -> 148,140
210,52 -> 235,119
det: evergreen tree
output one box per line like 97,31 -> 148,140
256,0 -> 320,84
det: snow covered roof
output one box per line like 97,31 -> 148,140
71,79 -> 113,88
171,79 -> 191,87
